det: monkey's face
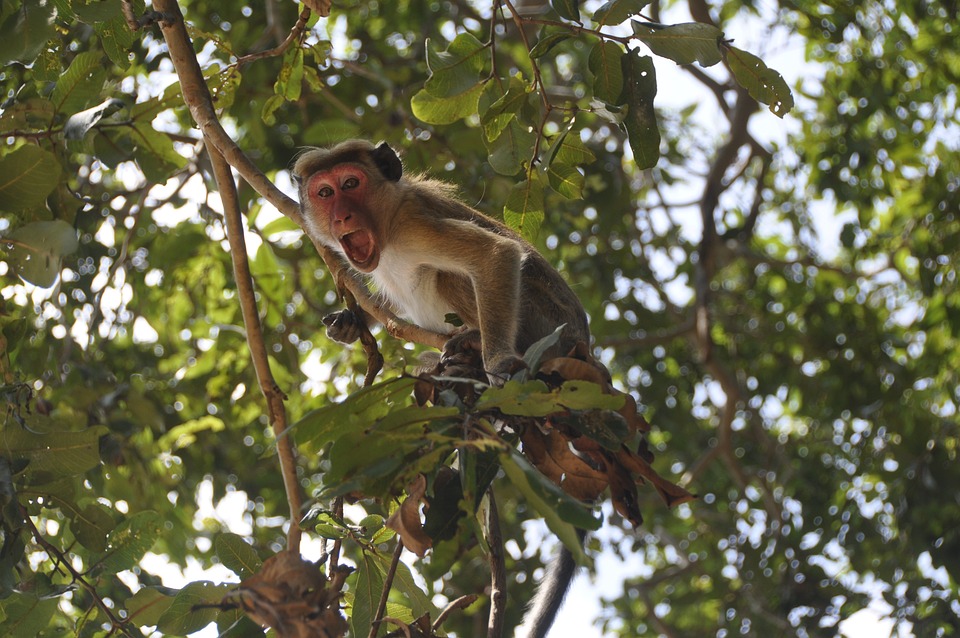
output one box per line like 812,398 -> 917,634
303,164 -> 381,272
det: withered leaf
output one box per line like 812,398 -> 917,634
303,0 -> 332,17
385,474 -> 433,557
223,551 -> 348,638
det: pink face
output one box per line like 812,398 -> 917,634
305,164 -> 380,272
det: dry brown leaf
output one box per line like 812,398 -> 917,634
224,551 -> 348,638
303,0 -> 332,17
385,474 -> 432,556
523,346 -> 695,526
521,424 -> 609,501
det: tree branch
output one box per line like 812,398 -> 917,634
22,509 -> 143,637
486,489 -> 507,638
154,0 -> 448,358
154,2 -> 303,551
208,141 -> 304,551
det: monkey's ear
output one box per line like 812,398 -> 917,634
291,173 -> 302,186
372,143 -> 403,181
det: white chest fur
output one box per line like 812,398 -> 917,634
372,248 -> 455,333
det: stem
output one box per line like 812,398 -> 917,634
486,489 -> 506,638
368,540 -> 405,638
22,510 -> 143,637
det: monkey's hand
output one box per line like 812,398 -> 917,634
440,328 -> 483,368
322,309 -> 365,344
442,329 -> 525,386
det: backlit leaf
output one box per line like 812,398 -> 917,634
726,46 -> 794,117
632,22 -> 724,67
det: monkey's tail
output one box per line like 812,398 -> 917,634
522,544 -> 578,638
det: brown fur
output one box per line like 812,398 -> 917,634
293,139 -> 589,375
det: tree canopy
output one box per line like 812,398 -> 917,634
0,0 -> 958,637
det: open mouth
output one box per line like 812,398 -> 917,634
339,230 -> 377,269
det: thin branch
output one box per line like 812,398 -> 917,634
330,497 -> 344,574
434,594 -> 480,630
235,7 -> 311,68
486,489 -> 507,638
368,540 -> 405,638
22,510 -> 143,638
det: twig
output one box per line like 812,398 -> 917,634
434,594 -> 480,630
340,287 -> 384,386
368,540 -> 405,638
235,8 -> 311,68
486,489 -> 507,638
330,497 -> 344,573
22,509 -> 143,637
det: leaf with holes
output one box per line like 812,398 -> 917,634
726,46 -> 794,117
632,22 -> 724,67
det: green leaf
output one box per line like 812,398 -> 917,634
529,31 -> 571,59
0,424 -> 103,476
125,586 -> 175,627
725,46 -> 794,117
157,415 -> 226,451
500,450 -> 599,556
546,162 -> 584,199
594,0 -> 651,26
94,510 -> 163,574
293,377 -> 420,447
485,119 -> 536,176
503,175 -> 545,239
95,11 -> 139,69
0,0 -> 57,65
0,99 -> 56,132
293,377 -> 460,500
275,46 -> 305,101
480,76 -> 528,143
423,33 -> 488,98
476,379 -> 623,416
411,82 -> 485,125
6,220 -> 79,288
156,581 -> 233,635
0,146 -> 62,213
350,553 -> 385,638
129,122 -> 189,182
0,592 -> 58,636
69,503 -> 116,552
550,0 -> 581,22
383,555 -> 433,618
50,51 -> 106,115
260,215 -> 301,236
548,132 -> 597,167
631,22 -> 724,67
589,41 -> 625,105
215,533 -> 262,580
620,50 -> 660,169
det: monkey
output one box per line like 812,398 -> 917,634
292,140 -> 591,637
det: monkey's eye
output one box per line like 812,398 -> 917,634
317,186 -> 334,198
342,177 -> 360,190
